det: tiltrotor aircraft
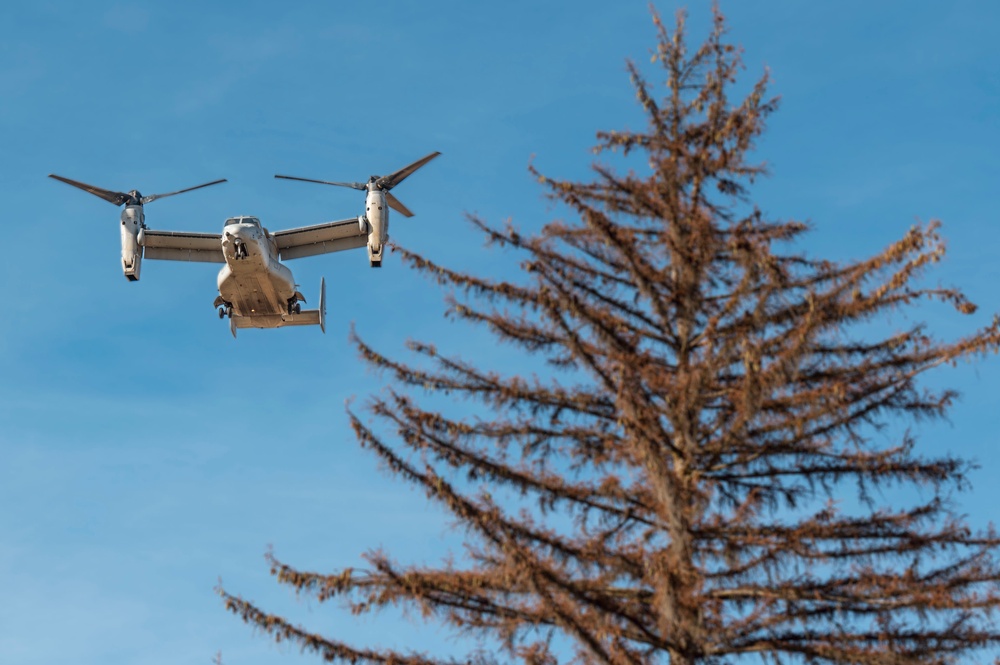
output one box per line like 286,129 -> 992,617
49,152 -> 440,337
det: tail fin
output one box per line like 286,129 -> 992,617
319,277 -> 326,334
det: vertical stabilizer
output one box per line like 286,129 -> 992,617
319,277 -> 326,334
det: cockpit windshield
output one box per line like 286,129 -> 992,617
224,216 -> 261,227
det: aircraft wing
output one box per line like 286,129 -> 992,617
273,218 -> 366,260
141,230 -> 225,263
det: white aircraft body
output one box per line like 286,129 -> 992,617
49,152 -> 439,337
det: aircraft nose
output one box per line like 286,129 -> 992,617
223,224 -> 257,259
228,225 -> 253,242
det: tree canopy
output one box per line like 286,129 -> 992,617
222,7 -> 1000,664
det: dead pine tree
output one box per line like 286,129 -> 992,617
220,7 -> 1000,664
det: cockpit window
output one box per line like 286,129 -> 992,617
224,216 -> 261,227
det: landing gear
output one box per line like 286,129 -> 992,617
217,303 -> 233,319
286,298 -> 302,315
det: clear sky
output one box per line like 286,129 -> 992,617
2,2 -> 1000,664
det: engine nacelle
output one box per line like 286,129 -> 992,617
120,205 -> 144,281
364,189 -> 390,267
365,214 -> 386,265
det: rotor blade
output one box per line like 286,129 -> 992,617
48,174 -> 128,206
274,175 -> 366,190
384,191 -> 414,218
377,151 -> 441,190
141,179 -> 227,204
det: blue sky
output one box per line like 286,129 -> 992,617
2,2 -> 1000,664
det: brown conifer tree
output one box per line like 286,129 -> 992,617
221,8 -> 1000,664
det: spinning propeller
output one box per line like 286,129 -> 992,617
274,151 -> 440,218
48,174 -> 227,207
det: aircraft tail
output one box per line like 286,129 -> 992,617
226,279 -> 326,335
281,278 -> 326,331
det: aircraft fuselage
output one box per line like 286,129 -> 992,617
215,216 -> 302,328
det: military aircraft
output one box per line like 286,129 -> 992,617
49,152 -> 440,337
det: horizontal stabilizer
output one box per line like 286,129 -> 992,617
230,309 -> 324,330
281,308 -> 323,328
